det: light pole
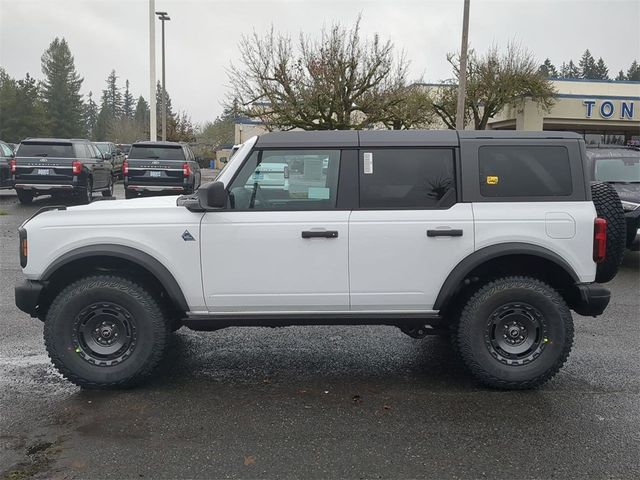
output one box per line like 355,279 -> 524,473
156,11 -> 170,141
149,0 -> 156,140
456,0 -> 470,130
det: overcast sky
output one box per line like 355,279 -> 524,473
1,0 -> 639,124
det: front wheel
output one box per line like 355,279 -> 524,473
44,274 -> 169,389
453,276 -> 573,390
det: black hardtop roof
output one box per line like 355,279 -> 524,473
255,130 -> 583,148
21,138 -> 90,144
133,141 -> 185,147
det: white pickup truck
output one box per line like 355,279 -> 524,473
15,130 -> 626,390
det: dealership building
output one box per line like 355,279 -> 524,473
229,78 -> 639,146
483,79 -> 640,144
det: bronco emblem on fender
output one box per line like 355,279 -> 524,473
181,230 -> 195,241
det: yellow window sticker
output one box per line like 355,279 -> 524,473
486,175 -> 499,185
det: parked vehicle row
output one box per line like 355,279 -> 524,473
1,138 -> 200,204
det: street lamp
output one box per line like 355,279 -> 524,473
156,10 -> 170,141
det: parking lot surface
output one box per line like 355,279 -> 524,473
1,184 -> 639,479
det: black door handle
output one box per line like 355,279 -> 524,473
301,230 -> 339,239
427,229 -> 463,237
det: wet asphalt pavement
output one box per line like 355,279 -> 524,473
1,184 -> 639,479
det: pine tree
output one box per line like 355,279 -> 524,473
564,60 -> 580,79
616,70 -> 626,81
94,101 -> 112,141
40,37 -> 84,137
155,80 -> 176,138
101,69 -> 123,119
627,60 -> 640,81
0,69 -> 49,142
538,58 -> 558,78
122,79 -> 135,118
83,91 -> 98,139
579,50 -> 598,79
134,95 -> 150,126
594,58 -> 609,80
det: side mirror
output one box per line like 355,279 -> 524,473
103,153 -> 112,160
198,181 -> 227,209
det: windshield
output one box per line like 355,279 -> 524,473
95,143 -> 110,154
594,156 -> 640,183
17,142 -> 74,158
129,145 -> 185,160
214,136 -> 258,184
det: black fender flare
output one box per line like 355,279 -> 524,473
433,242 -> 580,311
42,244 -> 189,313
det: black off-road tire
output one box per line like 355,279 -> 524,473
44,274 -> 169,389
16,190 -> 34,204
454,276 -> 574,390
77,178 -> 93,205
590,181 -> 625,283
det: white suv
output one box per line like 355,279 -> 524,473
15,130 -> 626,390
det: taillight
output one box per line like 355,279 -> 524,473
283,165 -> 289,179
123,160 -> 128,176
72,160 -> 82,175
9,159 -> 16,174
593,217 -> 607,263
182,162 -> 191,177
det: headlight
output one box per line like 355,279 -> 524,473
621,200 -> 640,212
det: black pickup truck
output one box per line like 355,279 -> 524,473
12,138 -> 114,204
124,141 -> 201,199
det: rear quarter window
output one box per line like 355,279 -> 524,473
479,145 -> 572,197
129,145 -> 185,161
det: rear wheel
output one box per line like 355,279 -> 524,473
101,175 -> 114,197
16,190 -> 34,204
590,182 -> 625,283
44,274 -> 169,389
453,276 -> 573,390
78,178 -> 92,204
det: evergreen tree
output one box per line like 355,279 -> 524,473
155,80 -> 176,138
133,95 -> 150,126
594,57 -> 609,80
627,60 -> 640,81
538,58 -> 558,78
94,101 -> 112,141
83,91 -> 98,139
0,69 -> 49,142
122,79 -> 135,118
579,49 -> 598,78
561,60 -> 580,79
616,70 -> 626,81
40,37 -> 84,137
101,69 -> 123,119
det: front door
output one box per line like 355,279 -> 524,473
200,148 -> 349,312
349,148 -> 475,311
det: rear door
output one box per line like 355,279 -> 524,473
200,148 -> 350,312
349,148 -> 474,311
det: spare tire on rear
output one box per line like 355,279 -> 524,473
590,181 -> 625,283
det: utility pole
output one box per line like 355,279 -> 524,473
149,0 -> 156,140
456,0 -> 471,130
156,11 -> 170,141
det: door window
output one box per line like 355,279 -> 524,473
228,150 -> 341,210
478,146 -> 572,197
359,149 -> 456,209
